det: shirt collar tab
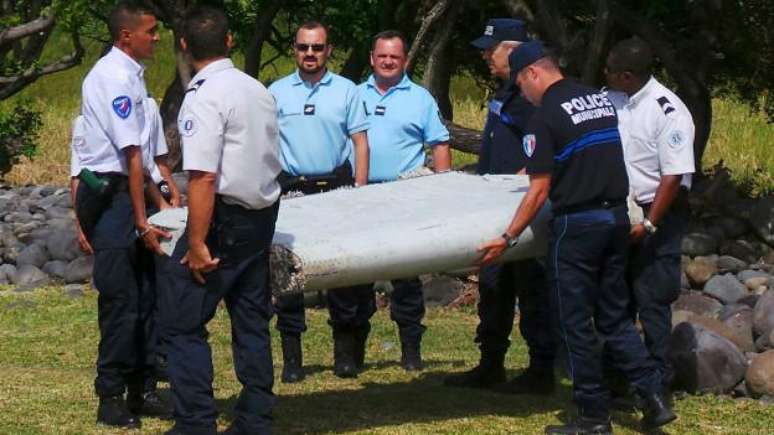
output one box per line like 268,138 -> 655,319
189,58 -> 235,84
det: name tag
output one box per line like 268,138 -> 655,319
375,105 -> 386,116
304,104 -> 316,115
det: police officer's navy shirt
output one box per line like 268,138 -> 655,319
478,80 -> 535,175
268,70 -> 369,176
357,74 -> 449,182
613,77 -> 695,204
79,46 -> 148,174
525,78 -> 628,212
178,59 -> 281,210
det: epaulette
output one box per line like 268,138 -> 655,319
185,79 -> 206,94
656,96 -> 676,115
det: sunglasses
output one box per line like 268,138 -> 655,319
295,43 -> 326,52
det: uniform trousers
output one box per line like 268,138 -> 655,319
77,181 -> 157,397
159,199 -> 278,435
476,259 -> 555,367
548,205 -> 660,420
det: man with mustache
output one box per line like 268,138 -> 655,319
268,21 -> 372,381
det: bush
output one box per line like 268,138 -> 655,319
0,101 -> 41,177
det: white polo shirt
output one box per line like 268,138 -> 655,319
613,76 -> 695,204
178,58 -> 281,210
79,46 -> 148,174
71,97 -> 168,183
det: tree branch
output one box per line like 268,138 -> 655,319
244,0 -> 283,78
0,14 -> 54,47
406,0 -> 452,74
580,0 -> 611,85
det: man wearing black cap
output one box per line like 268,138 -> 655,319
478,41 -> 676,434
444,19 -> 556,395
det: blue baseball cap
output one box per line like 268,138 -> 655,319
508,40 -> 547,75
471,18 -> 529,50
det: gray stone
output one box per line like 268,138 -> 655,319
764,249 -> 774,266
64,256 -> 93,283
753,290 -> 774,337
715,216 -> 749,239
746,350 -> 774,398
720,304 -> 752,321
11,264 -> 50,287
44,206 -> 72,220
42,260 -> 68,279
745,277 -> 770,293
15,243 -> 49,268
681,271 -> 690,290
703,273 -> 749,304
55,194 -> 72,208
686,257 -> 718,288
46,230 -> 81,262
738,294 -> 760,309
676,312 -> 755,353
12,221 -> 39,235
682,233 -> 718,257
749,196 -> 774,245
672,292 -> 724,318
667,322 -> 748,394
755,334 -> 772,352
739,269 -> 771,282
2,242 -> 23,264
64,283 -> 84,298
420,275 -> 466,307
720,240 -> 760,264
0,263 -> 16,283
720,307 -> 756,352
0,231 -> 18,248
732,380 -> 750,398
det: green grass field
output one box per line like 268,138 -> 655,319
2,32 -> 772,194
1,287 -> 773,434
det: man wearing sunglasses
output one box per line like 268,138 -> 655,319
268,21 -> 372,382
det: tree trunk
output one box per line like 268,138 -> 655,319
244,0 -> 283,79
580,0 -> 611,86
421,1 -> 461,120
405,0 -> 451,75
159,32 -> 193,171
339,42 -> 370,83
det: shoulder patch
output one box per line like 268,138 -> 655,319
523,134 -> 536,158
179,113 -> 198,137
112,96 -> 132,119
656,96 -> 676,115
668,130 -> 685,148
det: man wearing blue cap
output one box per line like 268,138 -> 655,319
444,18 -> 556,395
478,41 -> 676,434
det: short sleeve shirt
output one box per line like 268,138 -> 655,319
79,46 -> 148,174
268,70 -> 368,176
478,80 -> 535,175
612,77 -> 695,204
525,79 -> 629,213
357,74 -> 449,182
178,59 -> 281,210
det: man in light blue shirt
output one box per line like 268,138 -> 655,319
268,21 -> 372,382
355,30 -> 451,370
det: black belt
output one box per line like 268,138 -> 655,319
93,171 -> 129,193
554,198 -> 626,216
277,162 -> 353,194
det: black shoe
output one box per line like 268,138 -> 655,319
353,325 -> 370,369
493,366 -> 555,395
280,334 -> 305,383
544,417 -> 613,434
641,392 -> 677,430
443,356 -> 506,388
97,395 -> 141,429
400,341 -> 423,371
333,330 -> 357,378
127,390 -> 173,419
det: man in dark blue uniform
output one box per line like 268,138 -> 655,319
479,42 -> 676,434
444,18 -> 556,395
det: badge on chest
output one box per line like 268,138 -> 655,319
304,104 -> 316,115
375,105 -> 387,116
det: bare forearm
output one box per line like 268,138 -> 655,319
125,147 -> 148,228
187,171 -> 216,248
647,175 -> 681,225
432,143 -> 451,172
351,131 -> 369,185
504,175 -> 551,238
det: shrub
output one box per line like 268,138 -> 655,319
0,101 -> 41,177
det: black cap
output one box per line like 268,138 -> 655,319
508,40 -> 547,75
470,18 -> 529,50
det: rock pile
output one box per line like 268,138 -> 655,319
668,171 -> 774,401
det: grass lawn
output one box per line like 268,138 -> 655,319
0,287 -> 772,434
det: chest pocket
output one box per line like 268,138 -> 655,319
488,99 -> 515,126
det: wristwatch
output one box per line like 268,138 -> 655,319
501,232 -> 519,248
642,218 -> 658,235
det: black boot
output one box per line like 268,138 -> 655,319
493,365 -> 555,395
280,334 -> 305,383
544,416 -> 612,434
400,341 -> 423,371
443,353 -> 506,388
353,325 -> 370,370
640,391 -> 676,430
97,395 -> 141,429
127,388 -> 173,420
333,330 -> 357,378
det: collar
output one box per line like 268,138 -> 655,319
291,69 -> 333,86
365,73 -> 411,93
627,76 -> 656,107
108,46 -> 145,77
189,58 -> 235,85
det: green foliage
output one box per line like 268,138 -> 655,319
0,101 -> 41,177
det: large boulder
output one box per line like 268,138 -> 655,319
753,290 -> 774,337
746,350 -> 774,398
675,312 -> 755,353
667,322 -> 748,394
42,260 -> 68,280
11,264 -> 50,287
46,230 -> 81,262
682,233 -> 718,257
717,255 -> 748,274
15,243 -> 49,268
719,308 -> 756,353
685,257 -> 718,288
720,240 -> 760,264
421,275 -> 466,307
703,273 -> 748,304
64,256 -> 93,284
672,292 -> 724,318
